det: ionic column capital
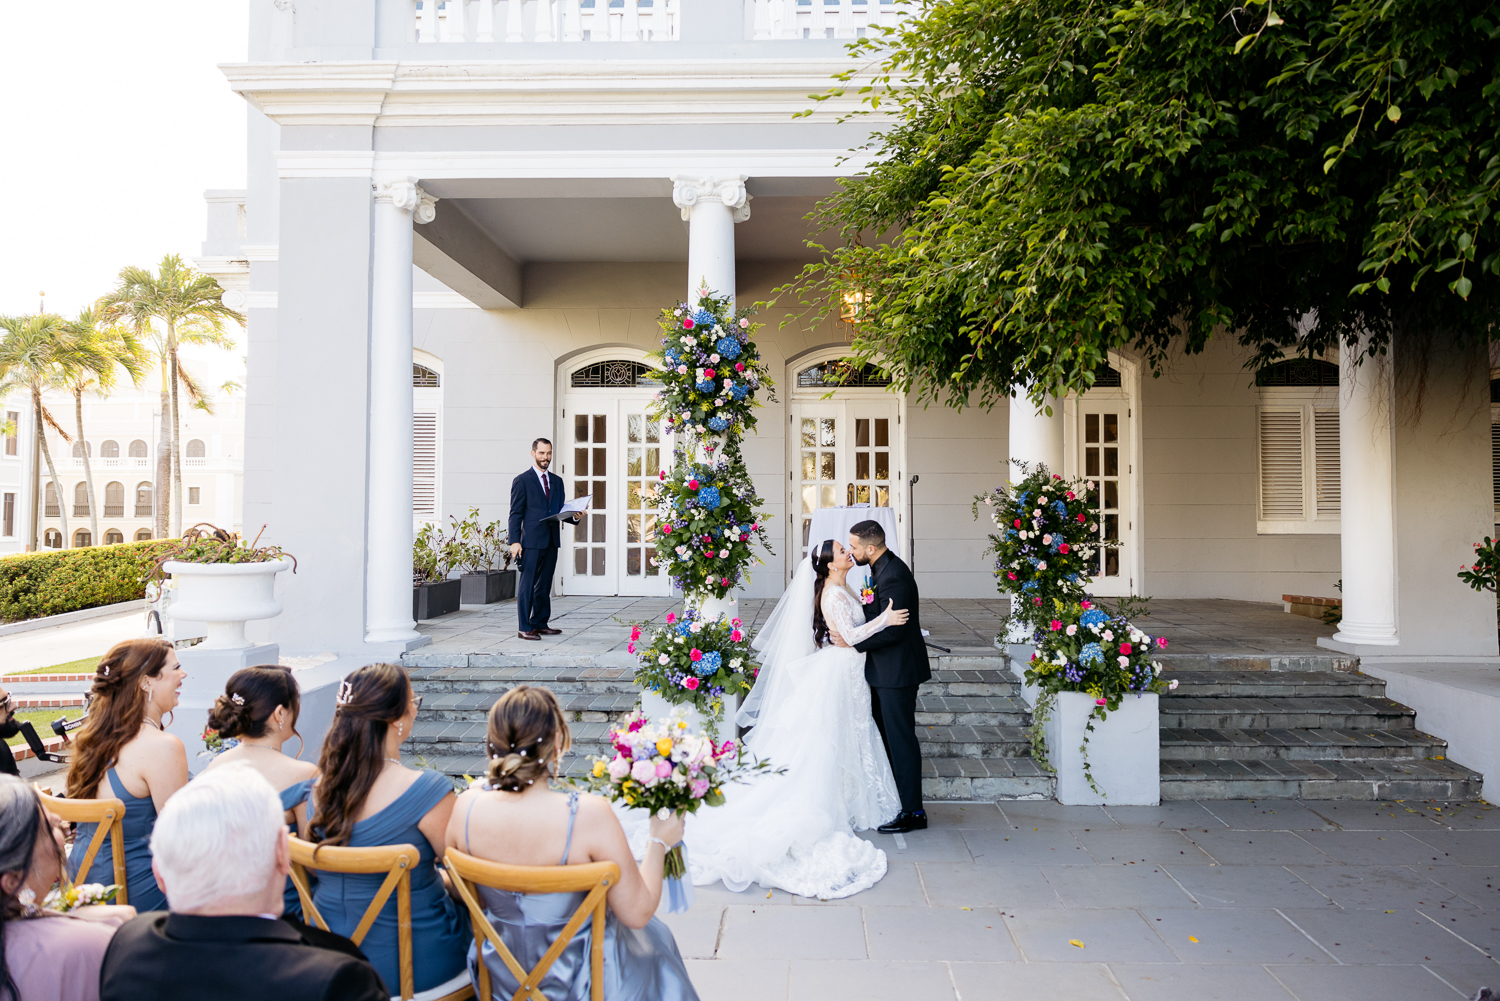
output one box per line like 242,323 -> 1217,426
671,173 -> 751,223
375,179 -> 439,224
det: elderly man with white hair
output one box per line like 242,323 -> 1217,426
99,762 -> 387,1001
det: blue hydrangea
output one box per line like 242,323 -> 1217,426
728,383 -> 748,401
1022,580 -> 1038,592
707,415 -> 729,432
692,308 -> 715,327
676,622 -> 692,637
1080,608 -> 1109,629
696,378 -> 715,393
1052,500 -> 1069,517
664,348 -> 680,366
715,336 -> 742,359
1049,536 -> 1063,552
696,650 -> 722,677
1079,642 -> 1104,666
698,485 -> 722,509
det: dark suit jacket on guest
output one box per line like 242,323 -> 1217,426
508,469 -> 566,550
853,550 -> 933,689
100,913 -> 388,1001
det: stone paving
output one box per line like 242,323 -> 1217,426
656,798 -> 1499,1001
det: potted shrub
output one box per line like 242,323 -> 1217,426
452,507 -> 516,604
412,522 -> 464,620
148,524 -> 296,650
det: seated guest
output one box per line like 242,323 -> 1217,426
0,685 -> 21,777
99,762 -> 387,1001
446,686 -> 698,1001
67,639 -> 190,911
0,775 -> 136,1001
203,665 -> 319,917
308,664 -> 469,994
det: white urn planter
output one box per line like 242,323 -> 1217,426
163,559 -> 292,650
695,593 -> 739,626
1042,691 -> 1160,805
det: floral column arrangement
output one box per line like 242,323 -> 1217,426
627,291 -> 774,734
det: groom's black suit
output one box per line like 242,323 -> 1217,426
854,550 -> 930,813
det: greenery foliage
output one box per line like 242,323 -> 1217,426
449,507 -> 512,574
413,522 -> 465,585
145,524 -> 296,584
626,608 -> 757,737
790,0 -> 1500,406
0,540 -> 179,623
1458,537 -> 1500,593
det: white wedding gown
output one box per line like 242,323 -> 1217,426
622,579 -> 903,899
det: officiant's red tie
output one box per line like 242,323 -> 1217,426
543,475 -> 550,501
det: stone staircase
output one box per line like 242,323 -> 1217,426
401,654 -> 1055,801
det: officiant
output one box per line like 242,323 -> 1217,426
508,438 -> 580,641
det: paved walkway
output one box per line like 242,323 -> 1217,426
658,798 -> 1498,1001
0,607 -> 143,673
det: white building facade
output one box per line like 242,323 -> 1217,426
214,0 -> 1497,683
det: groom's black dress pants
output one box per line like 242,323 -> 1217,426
870,685 -> 923,813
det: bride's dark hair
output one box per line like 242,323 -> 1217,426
810,540 -> 837,648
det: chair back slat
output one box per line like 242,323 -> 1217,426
444,849 -> 620,1001
38,790 -> 129,907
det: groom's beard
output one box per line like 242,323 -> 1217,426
852,553 -> 869,566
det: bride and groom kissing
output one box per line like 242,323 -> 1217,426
641,519 -> 929,900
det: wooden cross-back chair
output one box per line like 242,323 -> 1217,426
37,789 -> 128,906
444,848 -> 621,1001
287,836 -> 474,1001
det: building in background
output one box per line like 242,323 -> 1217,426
0,394 -> 31,556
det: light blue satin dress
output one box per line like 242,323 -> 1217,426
67,767 -> 166,912
279,777 -> 314,919
311,770 -> 470,993
464,788 -> 699,1001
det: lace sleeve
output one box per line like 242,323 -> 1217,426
823,588 -> 892,647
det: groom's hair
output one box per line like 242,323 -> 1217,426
850,520 -> 886,547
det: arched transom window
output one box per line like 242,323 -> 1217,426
570,361 -> 661,388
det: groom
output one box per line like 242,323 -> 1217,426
848,519 -> 931,833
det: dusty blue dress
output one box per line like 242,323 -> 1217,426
66,768 -> 167,912
310,769 -> 469,994
280,777 -> 314,919
463,789 -> 699,1001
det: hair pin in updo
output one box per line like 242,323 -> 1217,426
101,665 -> 110,677
335,680 -> 354,707
230,693 -> 245,706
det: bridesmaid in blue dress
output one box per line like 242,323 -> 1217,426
445,685 -> 699,1001
308,663 -> 469,995
202,664 -> 319,918
66,639 -> 189,912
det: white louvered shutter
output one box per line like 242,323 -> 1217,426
1313,410 -> 1340,517
1259,409 -> 1305,519
1491,421 -> 1500,513
413,412 -> 438,517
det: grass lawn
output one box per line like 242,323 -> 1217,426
5,707 -> 83,747
6,656 -> 101,677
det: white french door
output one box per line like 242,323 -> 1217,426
785,398 -> 903,579
1075,398 -> 1134,597
558,394 -> 674,597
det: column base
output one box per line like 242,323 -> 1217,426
361,632 -> 432,656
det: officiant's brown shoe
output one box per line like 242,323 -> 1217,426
517,630 -> 540,641
537,627 -> 562,635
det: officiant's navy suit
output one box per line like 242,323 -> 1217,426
509,467 -> 566,633
854,550 -> 931,813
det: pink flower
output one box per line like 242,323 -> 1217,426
1049,620 -> 1062,631
608,757 -> 631,781
1168,679 -> 1180,690
1053,474 -> 1062,480
732,617 -> 742,626
659,471 -> 667,481
1066,491 -> 1076,500
631,759 -> 657,784
655,759 -> 673,778
1077,513 -> 1086,523
1013,519 -> 1022,529
1007,572 -> 1017,580
690,648 -> 703,662
1119,642 -> 1132,655
630,626 -> 642,641
1095,697 -> 1107,706
684,677 -> 701,690
666,612 -> 677,624
719,740 -> 738,759
1033,597 -> 1043,605
627,642 -> 636,654
683,318 -> 695,329
731,630 -> 743,642
690,777 -> 710,799
1080,600 -> 1092,610
704,369 -> 716,379
735,361 -> 745,372
738,318 -> 750,328
1058,543 -> 1070,555
688,478 -> 700,490
1157,637 -> 1169,648
721,577 -> 730,587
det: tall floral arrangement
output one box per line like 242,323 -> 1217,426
652,291 -> 772,447
973,461 -> 1099,634
654,458 -> 770,599
627,606 -> 756,737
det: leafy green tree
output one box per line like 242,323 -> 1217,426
792,0 -> 1500,406
0,314 -> 77,549
99,255 -> 242,538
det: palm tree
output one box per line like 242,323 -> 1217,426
99,255 -> 242,538
0,314 -> 76,550
57,309 -> 148,545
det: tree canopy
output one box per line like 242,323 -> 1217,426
792,0 -> 1500,406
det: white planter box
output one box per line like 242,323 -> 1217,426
695,593 -> 739,625
639,689 -> 741,739
1043,691 -> 1159,805
164,559 -> 292,650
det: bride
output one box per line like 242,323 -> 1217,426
644,539 -> 907,899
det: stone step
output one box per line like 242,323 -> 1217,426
1153,652 -> 1358,674
408,666 -> 638,695
1159,727 -> 1450,761
1159,757 -> 1485,801
921,758 -> 1055,801
918,725 -> 1032,759
1160,671 -> 1386,699
1158,695 -> 1415,731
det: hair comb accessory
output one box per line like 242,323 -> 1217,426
335,680 -> 354,707
101,665 -> 110,677
231,693 -> 245,706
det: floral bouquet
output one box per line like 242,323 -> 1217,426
974,461 -> 1101,634
36,881 -> 120,913
199,724 -> 239,758
650,291 -> 774,447
1026,600 -> 1174,712
574,710 -> 780,910
654,455 -> 772,599
628,607 -> 756,736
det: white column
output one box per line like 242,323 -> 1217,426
365,179 -> 438,645
671,173 -> 751,305
1008,391 -> 1064,480
1330,337 -> 1399,647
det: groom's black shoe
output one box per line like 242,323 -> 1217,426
878,810 -> 928,834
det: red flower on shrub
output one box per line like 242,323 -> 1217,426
1058,543 -> 1070,554
684,677 -> 700,690
1119,642 -> 1132,655
690,648 -> 703,662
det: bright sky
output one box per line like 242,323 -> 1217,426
0,2 -> 249,319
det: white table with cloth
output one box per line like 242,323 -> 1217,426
805,505 -> 901,590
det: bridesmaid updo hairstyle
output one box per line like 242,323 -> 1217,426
311,663 -> 412,848
66,638 -> 176,800
485,685 -> 570,792
206,665 -> 303,755
810,539 -> 836,648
